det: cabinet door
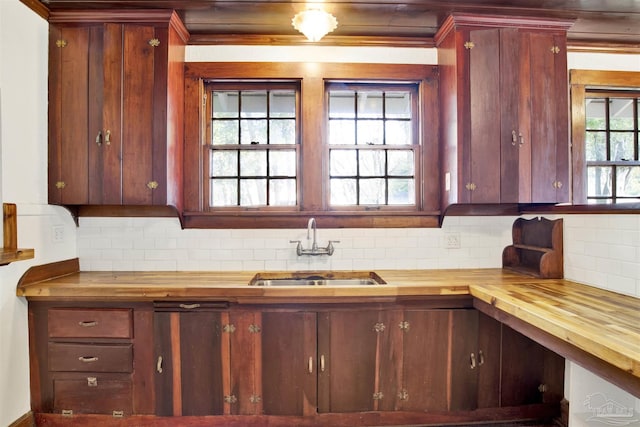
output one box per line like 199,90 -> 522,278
121,24 -> 160,205
500,324 -> 565,406
467,28 -> 502,203
527,32 -> 569,203
48,25 -> 92,204
223,311 -> 262,415
261,311 -> 317,416
401,309 -> 456,411
154,310 -> 224,416
318,310 -> 380,413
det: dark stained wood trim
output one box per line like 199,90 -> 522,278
521,203 -> 640,214
567,42 -> 640,54
182,213 -> 440,229
8,412 -> 35,427
49,9 -> 178,24
570,70 -> 640,87
1,203 -> 35,266
17,258 -> 79,288
19,0 -> 49,20
188,34 -> 435,48
435,13 -> 574,45
474,298 -> 640,399
34,403 -> 560,426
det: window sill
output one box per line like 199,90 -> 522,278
182,211 -> 442,229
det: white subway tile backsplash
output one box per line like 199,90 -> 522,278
75,214 -> 639,298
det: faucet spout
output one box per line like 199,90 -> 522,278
307,217 -> 317,250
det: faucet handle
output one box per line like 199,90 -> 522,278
326,240 -> 340,255
290,240 -> 303,256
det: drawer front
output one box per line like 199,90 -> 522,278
49,343 -> 133,373
53,378 -> 132,415
48,308 -> 132,338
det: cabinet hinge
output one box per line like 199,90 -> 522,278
373,322 -> 386,333
112,410 -> 124,418
398,389 -> 409,401
552,181 -> 563,189
550,45 -> 560,54
464,41 -> 475,49
56,39 -> 67,48
224,394 -> 238,404
223,324 -> 236,333
465,183 -> 477,191
61,409 -> 73,417
148,38 -> 160,47
55,181 -> 66,189
372,391 -> 384,400
203,93 -> 208,108
87,376 -> 98,387
399,321 -> 410,331
249,394 -> 262,404
248,324 -> 261,333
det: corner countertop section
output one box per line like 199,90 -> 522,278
15,263 -> 640,396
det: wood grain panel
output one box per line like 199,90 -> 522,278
48,343 -> 133,373
53,378 -> 132,415
48,308 -> 132,338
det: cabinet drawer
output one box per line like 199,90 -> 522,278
48,308 -> 132,338
53,378 -> 132,415
49,343 -> 133,373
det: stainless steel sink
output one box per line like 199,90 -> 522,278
249,272 -> 386,286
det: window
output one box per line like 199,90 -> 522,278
205,82 -> 299,209
570,70 -> 640,207
327,83 -> 418,207
183,63 -> 439,228
585,93 -> 640,203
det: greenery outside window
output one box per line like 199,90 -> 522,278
205,82 -> 300,209
327,83 -> 419,208
570,70 -> 640,208
585,92 -> 640,203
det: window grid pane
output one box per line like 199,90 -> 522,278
328,85 -> 417,207
209,87 -> 298,208
585,95 -> 640,204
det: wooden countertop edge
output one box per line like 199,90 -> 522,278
15,259 -> 640,396
469,284 -> 640,373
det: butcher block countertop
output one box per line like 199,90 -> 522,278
16,262 -> 640,396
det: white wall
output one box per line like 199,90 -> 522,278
0,1 -> 77,425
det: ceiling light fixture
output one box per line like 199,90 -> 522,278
292,8 -> 338,42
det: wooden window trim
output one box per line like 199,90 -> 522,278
570,70 -> 640,204
183,62 -> 440,229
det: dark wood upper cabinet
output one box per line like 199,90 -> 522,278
48,11 -> 187,210
435,14 -> 573,210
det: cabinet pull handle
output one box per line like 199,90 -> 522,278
470,352 -> 477,369
156,356 -> 163,373
104,130 -> 111,145
320,354 -> 325,372
308,356 -> 313,374
511,130 -> 517,146
96,131 -> 102,146
78,320 -> 97,327
478,350 -> 485,366
79,356 -> 98,363
87,377 -> 98,387
179,303 -> 200,310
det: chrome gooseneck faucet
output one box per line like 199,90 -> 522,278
290,217 -> 339,256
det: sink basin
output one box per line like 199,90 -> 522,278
249,271 -> 386,287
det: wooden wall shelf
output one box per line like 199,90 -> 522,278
1,203 -> 34,266
502,217 -> 563,278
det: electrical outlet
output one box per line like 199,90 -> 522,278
53,225 -> 65,243
444,232 -> 461,249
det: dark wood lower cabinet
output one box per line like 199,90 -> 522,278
30,300 -> 565,426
